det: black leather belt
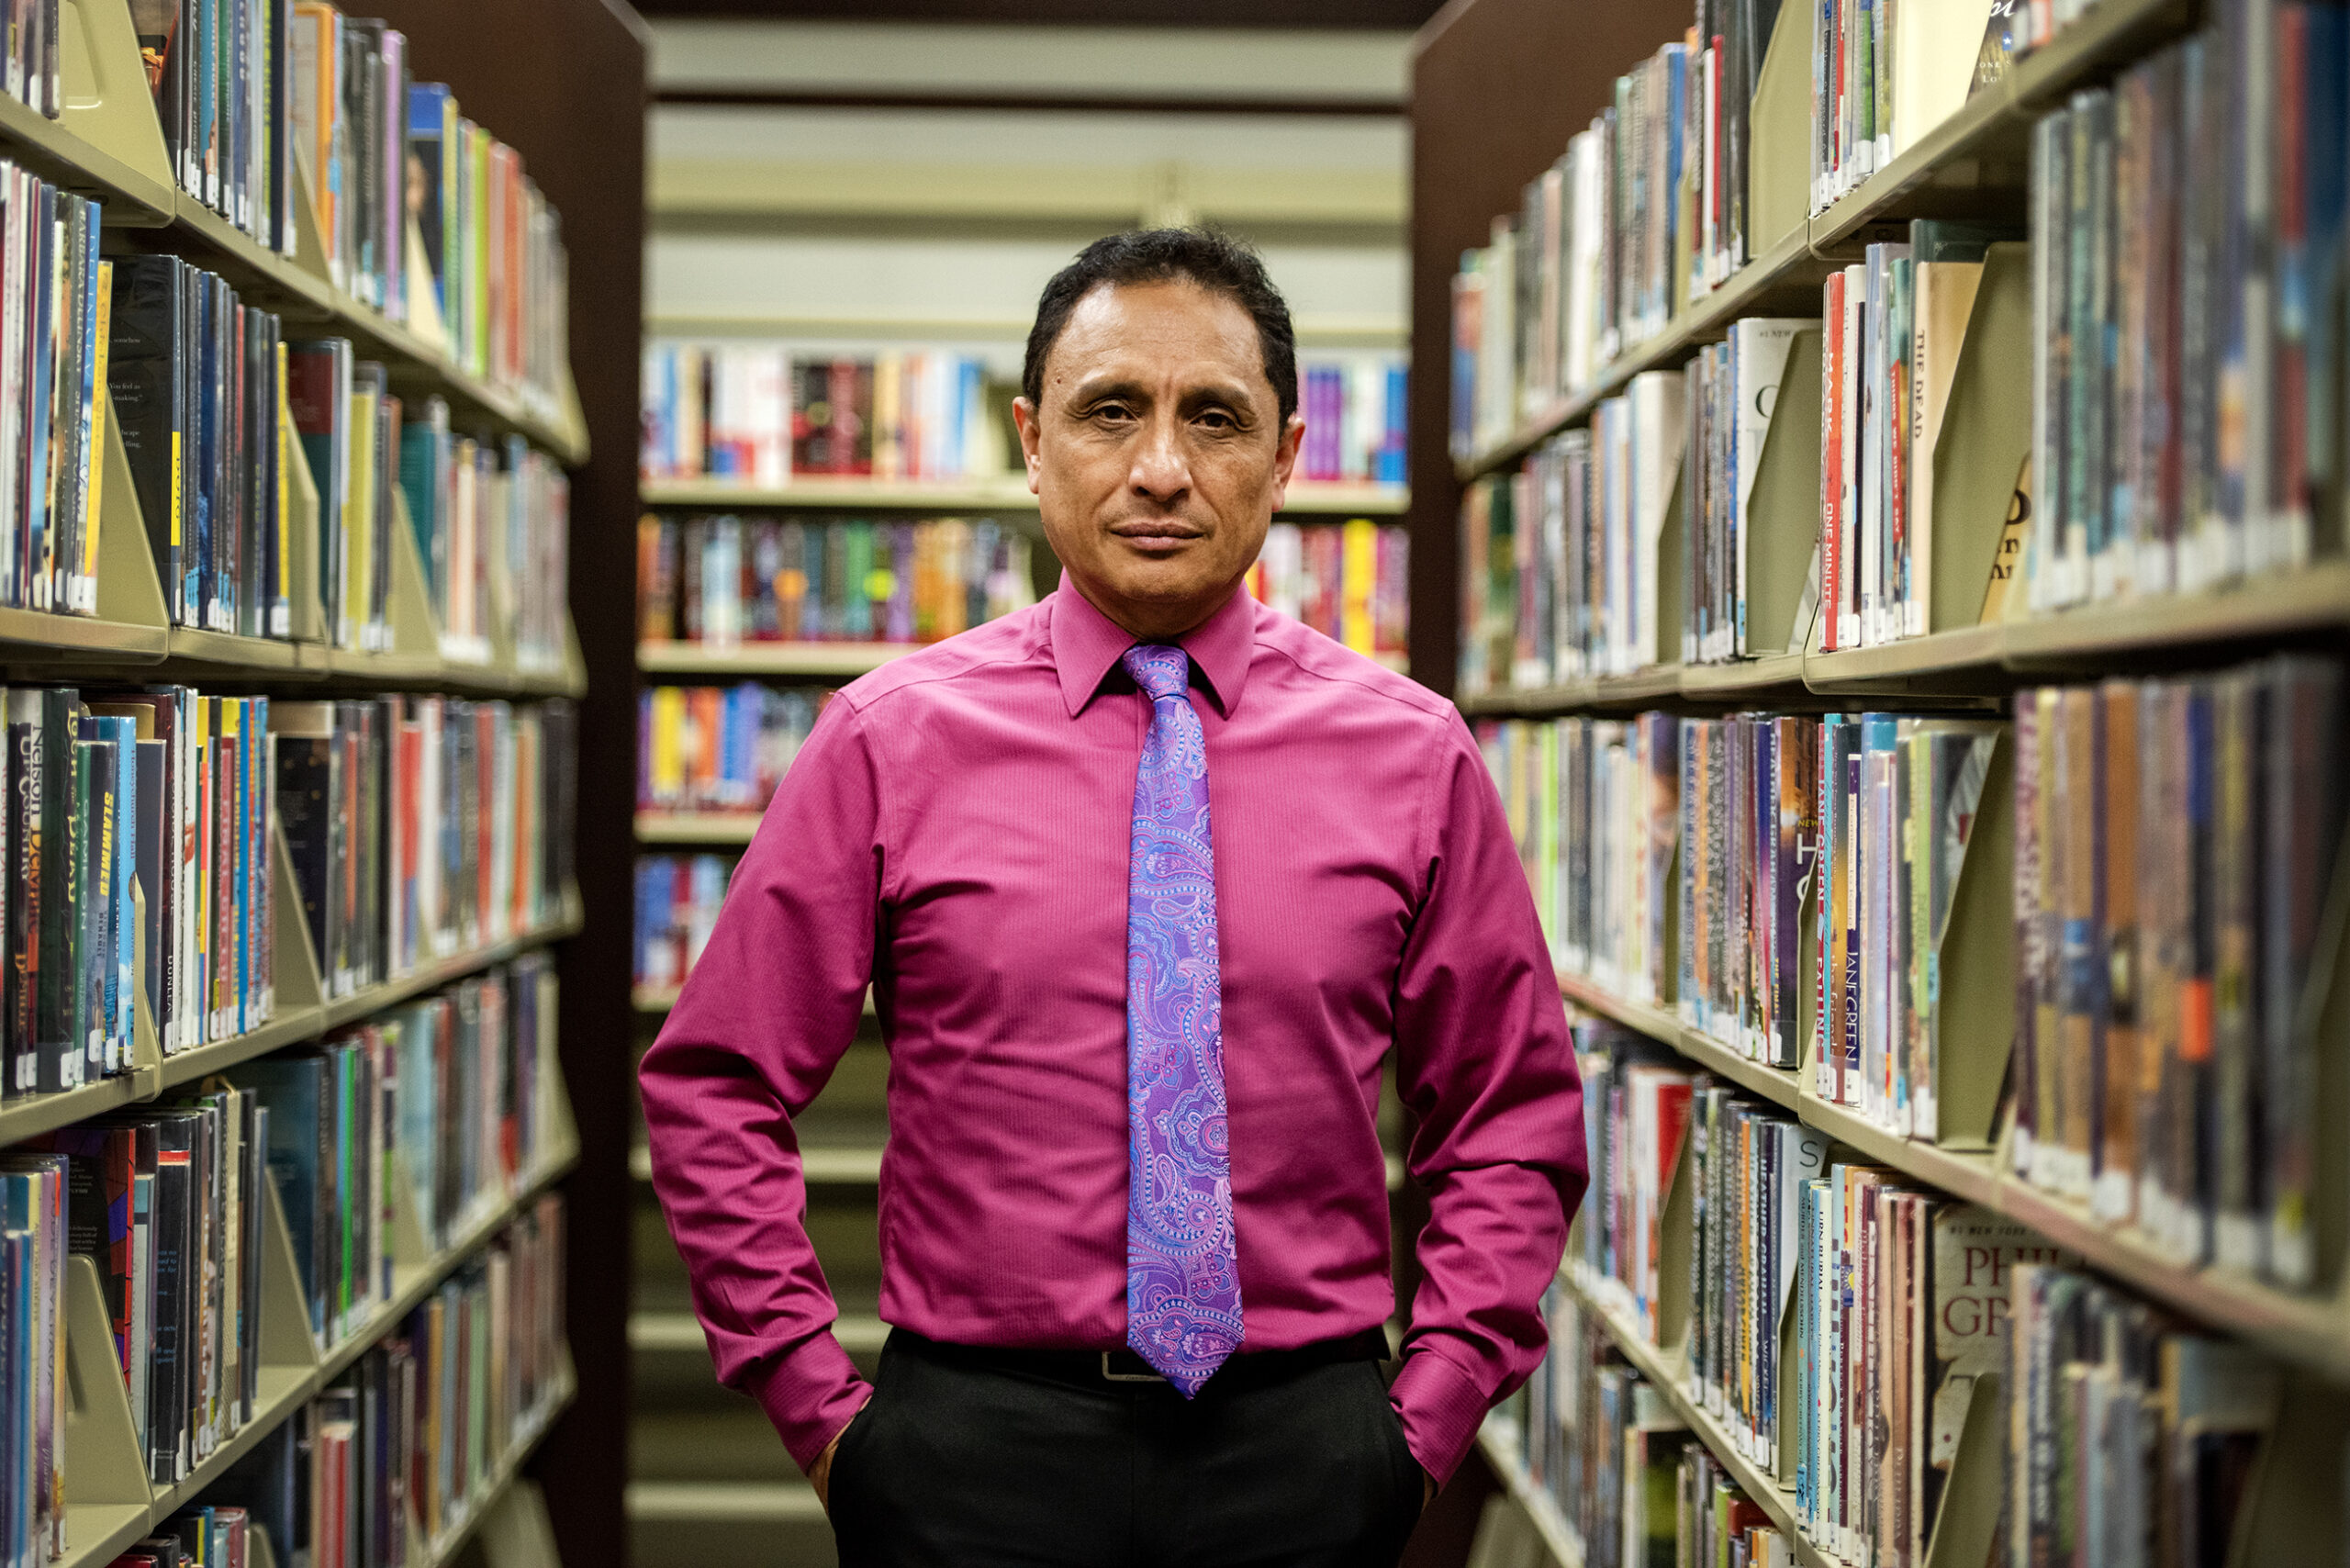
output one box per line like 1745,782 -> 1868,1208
890,1326 -> 1393,1393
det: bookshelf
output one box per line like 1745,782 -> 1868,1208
1472,1419 -> 1583,1567
640,476 -> 1412,517
634,813 -> 761,846
1418,0 -> 2350,1558
638,640 -> 917,678
0,1 -> 631,1565
1449,568 -> 2350,716
1445,0 -> 2188,487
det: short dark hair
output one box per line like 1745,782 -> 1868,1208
1023,228 -> 1299,426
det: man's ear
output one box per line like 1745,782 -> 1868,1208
1013,397 -> 1045,495
1268,410 -> 1306,511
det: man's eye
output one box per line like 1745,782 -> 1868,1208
1196,409 -> 1235,430
1091,403 -> 1135,421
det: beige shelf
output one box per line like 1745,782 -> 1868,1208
1559,972 -> 1803,1113
1677,652 -> 1810,699
1277,482 -> 1410,516
1457,666 -> 1682,716
165,624 -> 307,671
640,476 -> 1409,517
293,637 -> 590,700
639,638 -> 1400,680
1475,1420 -> 1584,1567
625,1481 -> 828,1524
155,1008 -> 334,1090
643,476 -> 1040,510
0,604 -> 169,661
635,812 -> 762,846
0,87 -> 173,225
4,900 -> 584,1151
1800,623 -> 2009,691
0,1074 -> 146,1147
1460,564 -> 2350,713
639,640 -> 918,678
629,1138 -> 883,1188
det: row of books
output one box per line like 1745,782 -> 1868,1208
398,415 -> 571,670
1483,704 -> 2006,1141
638,685 -> 825,818
5,0 -> 56,120
1458,374 -> 1685,693
0,169 -> 106,622
2004,1260 -> 2278,1568
289,338 -> 414,654
3,954 -> 557,1523
1295,361 -> 1408,486
2,1152 -> 67,1567
140,0 -> 296,252
639,346 -> 1003,487
2011,660 -> 2345,1290
275,697 -> 577,1004
236,957 -> 560,1346
18,1081 -> 270,1494
639,342 -> 1414,488
1684,319 -> 1807,664
632,854 -> 731,995
1818,223 -> 2018,651
1557,1018 -> 2291,1568
98,1503 -> 264,1568
0,689 -> 283,1095
1506,1281 -> 1794,1568
2027,12 -> 2347,619
1807,3 -> 2017,215
1794,1163 -> 2286,1568
113,253 -> 301,639
140,1 -> 571,414
1242,521 -> 1410,659
1447,1 -> 1786,458
1485,713 -> 1678,1010
1458,221 -> 2016,685
635,514 -> 1037,648
180,1195 -> 565,1568
1574,1024 -> 1697,1345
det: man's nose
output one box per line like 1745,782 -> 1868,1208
1130,416 -> 1191,499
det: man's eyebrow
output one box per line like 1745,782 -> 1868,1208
1067,375 -> 1148,404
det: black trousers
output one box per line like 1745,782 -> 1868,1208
827,1330 -> 1427,1568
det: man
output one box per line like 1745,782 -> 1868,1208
640,229 -> 1583,1567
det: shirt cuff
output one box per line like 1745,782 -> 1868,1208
1389,1346 -> 1493,1487
740,1328 -> 873,1472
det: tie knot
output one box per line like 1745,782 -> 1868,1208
1121,644 -> 1191,701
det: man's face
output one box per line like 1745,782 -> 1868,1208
1015,280 -> 1303,639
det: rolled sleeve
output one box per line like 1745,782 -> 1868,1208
637,697 -> 885,1471
1388,714 -> 1588,1485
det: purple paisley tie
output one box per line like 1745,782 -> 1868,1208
1120,643 -> 1240,1395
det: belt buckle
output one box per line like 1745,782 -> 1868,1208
1102,1351 -> 1166,1384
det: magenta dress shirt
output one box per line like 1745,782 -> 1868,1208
638,577 -> 1586,1487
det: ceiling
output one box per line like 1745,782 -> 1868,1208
629,0 -> 1446,26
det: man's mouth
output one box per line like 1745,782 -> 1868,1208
1109,521 -> 1204,549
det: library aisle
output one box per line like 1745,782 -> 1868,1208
1429,0 -> 2350,1563
21,0 -> 2343,1564
0,3 -> 646,1568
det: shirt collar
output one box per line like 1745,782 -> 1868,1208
1049,571 -> 1257,719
